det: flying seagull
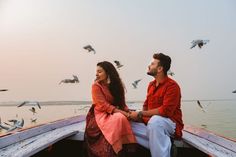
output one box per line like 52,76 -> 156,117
190,40 -> 209,49
167,70 -> 175,76
59,75 -> 79,84
132,79 -> 142,89
197,100 -> 206,112
83,45 -> 96,54
114,60 -> 124,69
18,101 -> 41,109
232,90 -> 236,93
31,117 -> 37,123
29,107 -> 37,114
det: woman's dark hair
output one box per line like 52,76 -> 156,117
97,61 -> 125,109
153,53 -> 171,75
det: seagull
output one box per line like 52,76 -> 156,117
190,40 -> 209,49
29,107 -> 37,114
197,100 -> 206,112
232,90 -> 236,93
114,60 -> 124,69
59,75 -> 80,84
201,124 -> 207,128
0,124 -> 10,131
18,101 -> 41,109
83,45 -> 96,54
30,117 -> 37,123
7,119 -> 24,132
132,79 -> 142,89
167,70 -> 175,76
0,119 -> 24,132
8,119 -> 24,128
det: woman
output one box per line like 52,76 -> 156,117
84,61 -> 136,157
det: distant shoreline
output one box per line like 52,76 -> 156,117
0,100 -> 144,106
0,99 -> 236,106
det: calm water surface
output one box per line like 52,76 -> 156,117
0,100 -> 236,140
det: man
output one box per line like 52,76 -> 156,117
129,53 -> 184,157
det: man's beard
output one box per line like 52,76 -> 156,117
147,70 -> 157,77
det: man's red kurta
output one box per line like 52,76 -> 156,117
143,77 -> 184,138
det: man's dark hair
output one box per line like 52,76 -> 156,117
153,53 -> 171,75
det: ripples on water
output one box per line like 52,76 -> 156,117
0,100 -> 236,140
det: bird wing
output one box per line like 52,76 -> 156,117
37,102 -> 41,109
117,64 -> 123,68
31,118 -> 37,122
90,47 -> 95,51
0,124 -> 10,130
132,83 -> 137,88
73,75 -> 79,81
0,89 -> 8,92
197,100 -> 203,108
197,100 -> 206,112
4,122 -> 13,127
190,43 -> 197,49
7,126 -> 17,132
8,119 -> 17,124
83,45 -> 91,49
17,119 -> 24,127
168,71 -> 174,76
134,79 -> 141,84
17,101 -> 27,107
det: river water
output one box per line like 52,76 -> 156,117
0,100 -> 236,140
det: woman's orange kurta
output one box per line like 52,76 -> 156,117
92,82 -> 136,154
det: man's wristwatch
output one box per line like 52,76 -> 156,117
137,111 -> 143,121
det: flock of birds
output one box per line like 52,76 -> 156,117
60,41 -> 236,115
0,39 -> 235,132
0,101 -> 41,132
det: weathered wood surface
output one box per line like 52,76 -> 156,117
183,125 -> 236,157
0,115 -> 86,149
1,115 -> 236,157
67,121 -> 86,141
0,115 -> 86,157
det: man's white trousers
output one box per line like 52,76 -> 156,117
131,115 -> 176,157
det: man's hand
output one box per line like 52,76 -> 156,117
129,111 -> 139,121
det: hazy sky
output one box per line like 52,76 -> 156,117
0,0 -> 236,102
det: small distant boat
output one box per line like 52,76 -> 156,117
0,115 -> 235,157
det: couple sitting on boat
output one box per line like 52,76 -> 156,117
84,53 -> 184,157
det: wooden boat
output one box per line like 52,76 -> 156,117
0,115 -> 235,157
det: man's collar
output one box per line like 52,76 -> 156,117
151,76 -> 169,86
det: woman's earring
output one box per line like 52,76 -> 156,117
107,76 -> 111,84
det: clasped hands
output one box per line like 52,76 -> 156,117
126,110 -> 141,122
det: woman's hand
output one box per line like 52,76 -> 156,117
113,108 -> 131,120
